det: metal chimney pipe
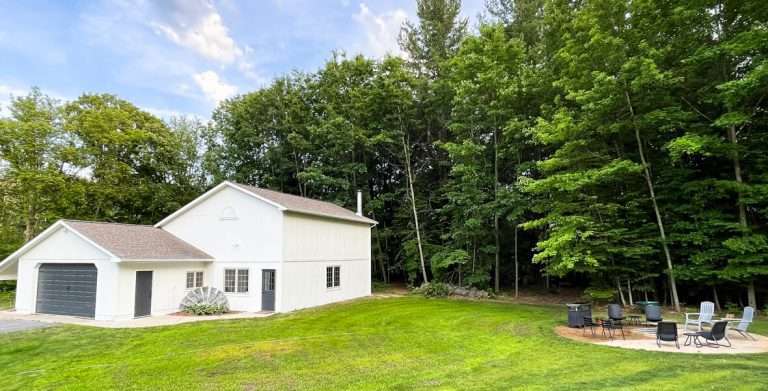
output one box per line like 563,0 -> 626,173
356,190 -> 363,216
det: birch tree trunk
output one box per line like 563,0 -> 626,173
727,125 -> 757,309
616,278 -> 626,306
514,225 -> 519,298
372,218 -> 388,284
493,128 -> 500,292
626,279 -> 633,306
625,90 -> 681,312
403,135 -> 428,284
713,286 -> 721,312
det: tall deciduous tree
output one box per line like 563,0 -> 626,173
0,88 -> 69,242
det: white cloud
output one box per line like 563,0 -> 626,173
0,84 -> 28,116
0,84 -> 71,117
142,105 -> 202,121
193,70 -> 238,104
352,3 -> 408,58
151,0 -> 243,65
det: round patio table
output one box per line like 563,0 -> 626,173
683,332 -> 702,347
627,315 -> 642,326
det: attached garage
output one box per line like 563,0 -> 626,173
0,220 -> 213,321
36,263 -> 97,318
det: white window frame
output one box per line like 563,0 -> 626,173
224,268 -> 249,294
326,265 -> 341,290
185,271 -> 204,289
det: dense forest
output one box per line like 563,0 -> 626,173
1,0 -> 767,311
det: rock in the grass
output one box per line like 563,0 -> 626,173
453,286 -> 468,296
444,284 -> 490,299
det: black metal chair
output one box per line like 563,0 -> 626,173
583,316 -> 597,336
699,321 -> 731,348
656,321 -> 679,349
601,319 -> 625,340
645,304 -> 663,326
608,304 -> 625,323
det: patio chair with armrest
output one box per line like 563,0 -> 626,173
728,307 -> 756,341
601,318 -> 625,340
656,321 -> 679,349
583,316 -> 596,337
684,301 -> 715,331
699,320 -> 731,348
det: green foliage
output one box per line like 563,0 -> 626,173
0,89 -> 207,259
412,282 -> 452,297
182,303 -> 229,316
0,291 -> 14,310
430,248 -> 469,280
0,280 -> 16,292
582,287 -> 615,304
2,0 -> 768,304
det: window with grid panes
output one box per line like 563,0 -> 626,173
326,266 -> 340,288
224,269 -> 236,292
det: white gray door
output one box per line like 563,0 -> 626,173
261,269 -> 275,311
36,263 -> 97,318
134,271 -> 153,318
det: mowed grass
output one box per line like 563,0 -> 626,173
1,297 -> 768,390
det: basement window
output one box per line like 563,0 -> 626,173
186,271 -> 204,289
225,269 -> 249,293
326,266 -> 340,289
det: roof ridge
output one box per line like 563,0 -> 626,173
62,219 -> 156,227
232,182 -> 351,207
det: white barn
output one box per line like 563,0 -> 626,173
0,182 -> 376,320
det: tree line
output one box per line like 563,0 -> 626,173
1,0 -> 766,310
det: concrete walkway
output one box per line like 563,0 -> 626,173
0,310 -> 274,329
0,319 -> 52,334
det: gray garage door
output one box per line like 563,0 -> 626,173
36,263 -> 97,318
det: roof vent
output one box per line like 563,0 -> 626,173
220,206 -> 238,220
356,190 -> 363,216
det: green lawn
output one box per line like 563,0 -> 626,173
2,297 -> 768,390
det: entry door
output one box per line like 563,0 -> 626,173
261,269 -> 275,311
134,271 -> 153,318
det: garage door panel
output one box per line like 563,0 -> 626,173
36,263 -> 97,318
36,282 -> 97,292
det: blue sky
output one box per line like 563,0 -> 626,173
0,0 -> 485,119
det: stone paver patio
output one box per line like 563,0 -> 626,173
556,324 -> 768,354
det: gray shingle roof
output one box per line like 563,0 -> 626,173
64,220 -> 212,260
230,183 -> 377,225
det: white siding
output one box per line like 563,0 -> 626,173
115,261 -> 209,320
162,186 -> 283,263
161,186 -> 288,312
280,260 -> 370,312
14,226 -> 118,321
280,213 -> 372,312
283,213 -> 370,261
209,262 -> 281,312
